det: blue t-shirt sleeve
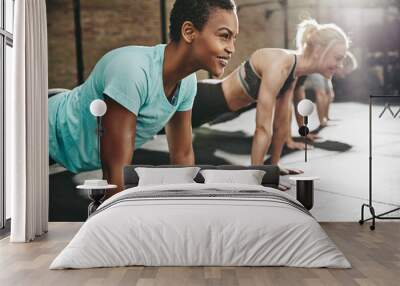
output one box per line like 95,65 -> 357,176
177,73 -> 197,112
103,61 -> 147,116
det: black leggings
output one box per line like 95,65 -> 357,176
192,82 -> 232,128
192,82 -> 259,128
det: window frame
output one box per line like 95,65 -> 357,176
1,0 -> 14,232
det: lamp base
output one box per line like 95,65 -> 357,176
296,180 -> 314,210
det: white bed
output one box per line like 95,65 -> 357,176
50,183 -> 351,269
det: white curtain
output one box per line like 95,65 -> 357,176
6,0 -> 49,242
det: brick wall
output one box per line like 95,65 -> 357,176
47,0 -> 386,87
47,0 -> 77,89
47,0 -> 162,89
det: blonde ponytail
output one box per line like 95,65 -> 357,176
296,18 -> 350,53
296,18 -> 319,52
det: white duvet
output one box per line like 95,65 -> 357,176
50,183 -> 351,269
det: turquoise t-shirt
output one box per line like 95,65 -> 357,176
49,44 -> 197,173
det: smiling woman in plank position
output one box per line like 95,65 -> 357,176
48,0 -> 239,198
192,19 -> 350,174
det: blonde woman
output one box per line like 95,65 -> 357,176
286,51 -> 359,151
193,19 -> 350,174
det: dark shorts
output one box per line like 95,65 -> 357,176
192,81 -> 231,128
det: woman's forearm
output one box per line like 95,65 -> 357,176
102,162 -> 125,199
251,128 -> 272,165
270,124 -> 289,165
170,148 -> 195,165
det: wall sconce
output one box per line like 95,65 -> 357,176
90,99 -> 107,166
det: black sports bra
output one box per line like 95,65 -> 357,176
238,54 -> 297,99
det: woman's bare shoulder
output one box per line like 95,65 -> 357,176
251,49 -> 294,74
252,48 -> 292,60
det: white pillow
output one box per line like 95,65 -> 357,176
135,167 -> 200,186
200,169 -> 266,185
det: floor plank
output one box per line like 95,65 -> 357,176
0,222 -> 399,286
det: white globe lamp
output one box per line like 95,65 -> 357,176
297,99 -> 315,116
90,99 -> 107,117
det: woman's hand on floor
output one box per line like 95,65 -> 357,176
286,139 -> 314,150
279,166 -> 304,176
278,182 -> 291,191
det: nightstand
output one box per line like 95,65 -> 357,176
289,176 -> 319,210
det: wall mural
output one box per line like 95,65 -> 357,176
47,0 -> 400,221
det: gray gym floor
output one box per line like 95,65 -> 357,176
50,101 -> 400,222
209,101 -> 399,221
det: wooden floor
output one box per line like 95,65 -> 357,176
0,222 -> 399,286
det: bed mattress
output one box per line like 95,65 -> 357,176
50,183 -> 350,269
